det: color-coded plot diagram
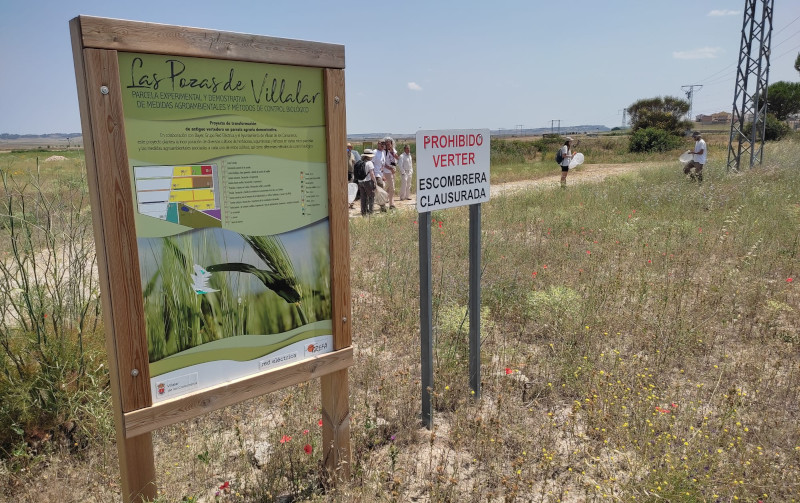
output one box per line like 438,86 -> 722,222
134,165 -> 222,228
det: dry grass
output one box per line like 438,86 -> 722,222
1,139 -> 799,502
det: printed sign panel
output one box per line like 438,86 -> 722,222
415,129 -> 491,213
117,52 -> 333,402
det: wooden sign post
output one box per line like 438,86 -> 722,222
70,16 -> 352,502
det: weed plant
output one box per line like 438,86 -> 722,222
1,141 -> 799,502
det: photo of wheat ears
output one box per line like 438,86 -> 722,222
138,222 -> 331,364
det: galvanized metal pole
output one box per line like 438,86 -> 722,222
418,211 -> 433,429
468,203 -> 482,398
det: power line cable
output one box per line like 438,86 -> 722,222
772,13 -> 800,36
771,28 -> 800,50
695,15 -> 799,85
775,42 -> 800,59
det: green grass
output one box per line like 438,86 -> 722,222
1,140 -> 799,501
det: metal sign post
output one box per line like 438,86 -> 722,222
419,211 -> 433,429
469,203 -> 481,399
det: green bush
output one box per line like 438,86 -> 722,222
764,113 -> 792,141
628,127 -> 683,153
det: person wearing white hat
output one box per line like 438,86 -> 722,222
357,149 -> 377,215
683,131 -> 706,182
559,137 -> 577,188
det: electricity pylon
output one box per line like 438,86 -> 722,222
727,0 -> 774,172
682,85 -> 703,121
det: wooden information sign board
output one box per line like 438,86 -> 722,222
70,16 -> 352,502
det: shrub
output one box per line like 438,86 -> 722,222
764,113 -> 792,141
0,159 -> 107,456
628,127 -> 683,153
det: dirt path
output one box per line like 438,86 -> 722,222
348,161 -> 659,217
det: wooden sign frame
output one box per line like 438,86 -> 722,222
70,16 -> 352,502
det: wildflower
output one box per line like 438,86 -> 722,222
303,429 -> 309,435
318,419 -> 323,427
280,435 -> 292,443
304,444 -> 312,454
788,278 -> 793,283
219,481 -> 230,490
505,368 -> 513,375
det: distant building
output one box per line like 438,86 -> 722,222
695,111 -> 732,124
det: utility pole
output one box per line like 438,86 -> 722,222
728,0 -> 774,172
682,85 -> 703,122
515,124 -> 524,137
619,109 -> 627,129
550,119 -> 561,135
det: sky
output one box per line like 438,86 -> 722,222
1,0 -> 799,136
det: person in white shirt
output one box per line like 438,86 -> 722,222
397,144 -> 413,200
560,137 -> 577,188
382,137 -> 398,209
373,140 -> 386,188
683,131 -> 707,182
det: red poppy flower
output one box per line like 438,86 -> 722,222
505,368 -> 512,375
318,419 -> 323,427
788,278 -> 794,283
280,435 -> 292,443
304,444 -> 312,455
219,481 -> 230,490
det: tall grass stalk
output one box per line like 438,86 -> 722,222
0,154 -> 108,462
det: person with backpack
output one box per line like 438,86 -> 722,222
355,149 -> 376,215
558,137 -> 578,188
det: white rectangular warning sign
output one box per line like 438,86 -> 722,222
415,129 -> 490,213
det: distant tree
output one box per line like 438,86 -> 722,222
627,96 -> 692,136
765,81 -> 800,120
795,52 -> 800,76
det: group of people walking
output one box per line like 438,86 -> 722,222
347,137 -> 413,216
